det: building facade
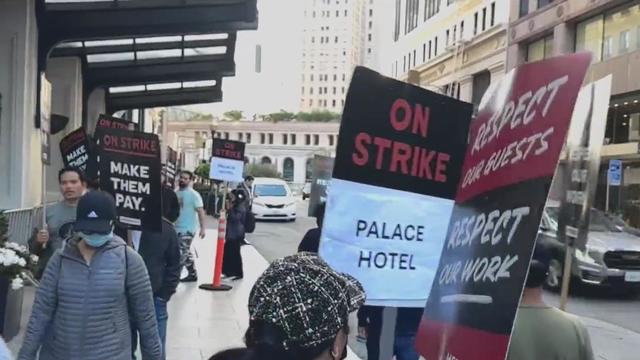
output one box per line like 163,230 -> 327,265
508,0 -> 640,223
213,121 -> 340,185
389,0 -> 509,110
300,0 -> 377,112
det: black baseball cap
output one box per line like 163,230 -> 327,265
74,191 -> 117,234
248,253 -> 365,350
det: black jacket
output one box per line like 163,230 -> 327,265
138,219 -> 181,301
226,205 -> 246,241
298,228 -> 321,253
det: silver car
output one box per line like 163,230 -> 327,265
538,206 -> 640,290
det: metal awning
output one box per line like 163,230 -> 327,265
36,0 -> 258,121
106,79 -> 223,112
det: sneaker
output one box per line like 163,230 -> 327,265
180,275 -> 198,283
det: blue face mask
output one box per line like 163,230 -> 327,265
78,231 -> 113,248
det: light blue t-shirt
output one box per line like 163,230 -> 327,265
175,187 -> 204,234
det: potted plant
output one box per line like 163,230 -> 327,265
0,212 -> 38,341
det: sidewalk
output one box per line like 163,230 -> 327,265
7,218 -> 640,359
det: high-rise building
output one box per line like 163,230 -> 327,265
389,0 -> 509,111
300,0 -> 374,112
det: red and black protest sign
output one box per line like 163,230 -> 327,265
97,128 -> 162,232
416,53 -> 592,359
320,67 -> 473,306
96,114 -> 138,132
59,127 -> 98,179
210,139 -> 246,182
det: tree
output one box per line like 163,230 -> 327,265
223,110 -> 243,121
265,110 -> 296,123
194,163 -> 210,179
296,110 -> 341,122
244,163 -> 281,178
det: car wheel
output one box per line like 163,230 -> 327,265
546,258 -> 563,291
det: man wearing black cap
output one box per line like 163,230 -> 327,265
507,243 -> 594,360
19,191 -> 162,360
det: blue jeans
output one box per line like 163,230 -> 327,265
394,334 -> 419,360
132,297 -> 168,360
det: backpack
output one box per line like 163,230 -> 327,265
244,209 -> 256,234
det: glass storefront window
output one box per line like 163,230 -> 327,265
526,35 -> 553,62
605,92 -> 640,145
576,1 -> 640,62
575,15 -> 603,62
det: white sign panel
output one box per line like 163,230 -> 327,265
210,157 -> 244,183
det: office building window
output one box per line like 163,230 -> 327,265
368,33 -> 372,41
538,0 -> 554,9
302,86 -> 305,95
526,34 -> 553,62
342,99 -> 345,107
260,133 -> 266,144
575,3 -> 640,63
334,74 -> 337,81
453,24 -> 457,42
460,21 -> 464,39
336,10 -> 339,17
446,29 -> 450,46
424,0 -> 441,20
474,12 -> 478,35
482,7 -> 487,31
329,135 -> 335,146
238,133 -> 244,141
332,99 -> 337,107
413,49 -> 416,67
405,0 -> 419,34
309,99 -> 313,106
305,134 -> 311,145
490,2 -> 496,27
394,0 -> 401,41
225,132 -> 230,139
343,73 -> 346,81
369,21 -> 373,29
291,134 -> 297,145
283,134 -> 288,145
434,36 -> 438,56
519,0 -> 529,18
310,87 -> 314,95
333,87 -> 337,94
423,43 -> 426,62
428,40 -> 432,58
314,135 -> 320,145
342,87 -> 345,94
345,10 -> 348,16
246,133 -> 252,144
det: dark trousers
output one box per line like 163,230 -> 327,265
222,238 -> 243,278
131,297 -> 168,360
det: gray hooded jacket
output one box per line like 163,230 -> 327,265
18,236 -> 161,360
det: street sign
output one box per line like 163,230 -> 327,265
319,66 -> 473,307
416,53 -> 592,360
608,159 -> 622,186
209,139 -> 245,183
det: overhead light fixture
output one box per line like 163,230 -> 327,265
635,100 -> 639,104
622,122 -> 628,126
624,114 -> 629,117
624,102 -> 629,105
614,103 -> 619,107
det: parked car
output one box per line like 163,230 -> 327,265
251,178 -> 297,221
302,183 -> 311,200
537,205 -> 640,291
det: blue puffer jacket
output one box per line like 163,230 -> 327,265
18,236 -> 162,360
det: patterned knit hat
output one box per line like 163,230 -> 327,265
248,253 -> 365,350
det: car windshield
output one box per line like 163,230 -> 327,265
255,184 -> 288,197
545,207 -> 621,232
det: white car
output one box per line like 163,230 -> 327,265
251,178 -> 297,221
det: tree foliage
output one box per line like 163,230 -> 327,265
194,163 -> 210,179
223,110 -> 244,121
295,110 -> 341,122
264,110 -> 296,123
244,163 -> 281,178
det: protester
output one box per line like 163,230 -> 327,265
209,253 -> 365,360
18,191 -> 161,360
357,306 -> 422,360
130,187 -> 181,359
29,167 -> 87,278
221,189 -> 247,280
175,170 -> 206,282
507,243 -> 594,360
298,202 -> 326,253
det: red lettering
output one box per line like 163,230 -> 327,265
435,153 -> 450,183
390,141 -> 411,174
373,137 -> 392,169
419,150 -> 435,179
412,104 -> 430,138
352,133 -> 371,166
390,99 -> 412,132
411,146 -> 421,176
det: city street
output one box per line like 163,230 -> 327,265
250,199 -> 640,346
